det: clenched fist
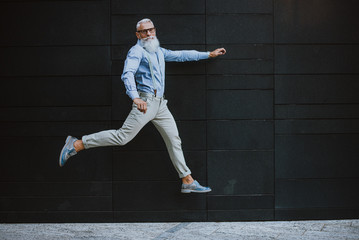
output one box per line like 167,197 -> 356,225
209,48 -> 226,58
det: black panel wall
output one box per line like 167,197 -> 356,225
0,0 -> 358,222
274,0 -> 359,220
0,0 -> 113,222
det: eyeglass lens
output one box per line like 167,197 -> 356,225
138,28 -> 155,34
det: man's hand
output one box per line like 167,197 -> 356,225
209,48 -> 226,58
133,98 -> 147,113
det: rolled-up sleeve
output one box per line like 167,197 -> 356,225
121,47 -> 142,100
161,48 -> 209,62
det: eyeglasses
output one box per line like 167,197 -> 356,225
137,27 -> 156,35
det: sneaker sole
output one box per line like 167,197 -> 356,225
181,189 -> 212,193
59,136 -> 72,167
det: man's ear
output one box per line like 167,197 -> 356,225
136,32 -> 140,39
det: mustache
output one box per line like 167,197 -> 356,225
143,36 -> 155,41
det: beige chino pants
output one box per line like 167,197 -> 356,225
82,92 -> 192,178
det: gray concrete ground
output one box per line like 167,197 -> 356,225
0,219 -> 358,240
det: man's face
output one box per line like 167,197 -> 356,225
136,21 -> 156,40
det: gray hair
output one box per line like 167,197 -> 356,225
136,18 -> 154,30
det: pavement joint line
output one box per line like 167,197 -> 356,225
152,222 -> 191,240
209,226 -> 220,236
321,224 -> 326,231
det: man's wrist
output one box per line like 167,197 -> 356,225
128,90 -> 140,100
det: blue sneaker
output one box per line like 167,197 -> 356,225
59,136 -> 78,167
181,180 -> 212,193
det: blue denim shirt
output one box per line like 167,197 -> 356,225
121,40 -> 210,100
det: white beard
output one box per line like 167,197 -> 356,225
141,36 -> 160,53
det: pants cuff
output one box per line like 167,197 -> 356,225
81,135 -> 90,149
179,170 -> 192,179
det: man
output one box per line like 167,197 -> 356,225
59,18 -> 226,193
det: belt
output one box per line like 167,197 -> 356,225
139,92 -> 164,99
